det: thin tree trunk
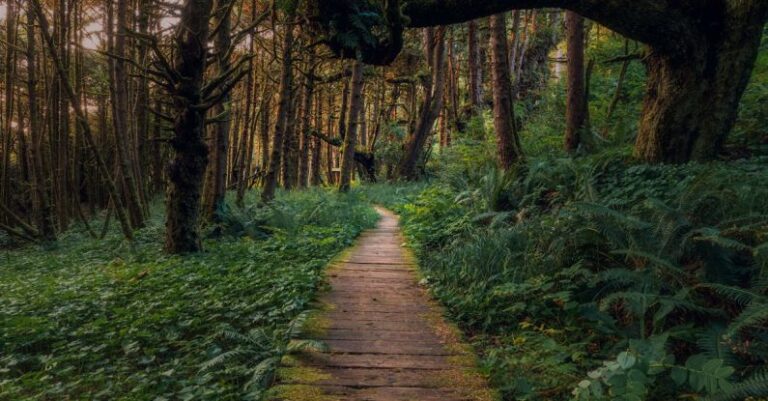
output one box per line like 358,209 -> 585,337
339,59 -> 364,192
298,51 -> 317,188
261,14 -> 295,203
136,0 -> 152,204
112,0 -> 145,228
151,99 -> 164,192
281,89 -> 299,189
1,0 -> 17,211
203,0 -> 233,221
31,0 -> 134,241
310,89 -> 323,186
602,40 -> 631,137
467,20 -> 482,109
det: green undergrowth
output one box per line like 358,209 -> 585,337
0,189 -> 377,400
360,154 -> 768,401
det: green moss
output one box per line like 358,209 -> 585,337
265,384 -> 339,401
300,312 -> 331,338
276,367 -> 331,384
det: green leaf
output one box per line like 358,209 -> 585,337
617,352 -> 637,369
670,367 -> 688,385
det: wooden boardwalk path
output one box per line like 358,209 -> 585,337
268,208 -> 497,401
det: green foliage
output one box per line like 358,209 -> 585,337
360,154 -> 768,401
731,29 -> 768,155
0,189 -> 377,400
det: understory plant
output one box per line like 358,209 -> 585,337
0,189 -> 377,400
364,155 -> 768,401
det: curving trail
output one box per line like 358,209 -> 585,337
268,208 -> 497,401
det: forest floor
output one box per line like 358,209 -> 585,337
267,208 -> 497,401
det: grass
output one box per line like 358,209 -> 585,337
0,189 -> 377,401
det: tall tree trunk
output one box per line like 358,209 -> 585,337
112,0 -> 145,228
26,7 -> 56,241
325,90 -> 335,184
339,59 -> 365,192
261,15 -> 295,203
467,20 -> 483,109
490,13 -> 524,169
298,51 -> 317,188
564,11 -> 587,153
310,89 -> 323,186
136,0 -> 152,203
164,0 -> 214,253
31,0 -> 134,241
151,99 -> 164,193
1,0 -> 17,211
203,0 -> 232,221
398,26 -> 447,180
281,90 -> 299,189
235,17 -> 257,207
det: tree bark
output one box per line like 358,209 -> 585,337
467,20 -> 483,110
298,51 -> 317,188
564,11 -> 587,153
634,3 -> 768,161
310,90 -> 323,186
203,0 -> 232,221
398,26 -> 447,180
261,15 -> 295,203
164,0 -> 214,253
1,0 -> 17,211
112,0 -> 145,228
490,14 -> 524,169
26,4 -> 56,242
31,0 -> 134,241
339,59 -> 365,192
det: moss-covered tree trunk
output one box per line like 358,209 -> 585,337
634,4 -> 768,162
164,0 -> 213,253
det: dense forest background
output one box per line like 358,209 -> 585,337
1,0 -> 767,400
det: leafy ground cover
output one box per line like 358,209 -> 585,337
360,153 -> 768,400
0,189 -> 377,401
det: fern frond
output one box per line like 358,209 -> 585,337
726,302 -> 768,337
572,202 -> 651,230
611,249 -> 687,283
199,348 -> 255,372
711,369 -> 768,401
696,326 -> 738,366
693,228 -> 752,252
697,283 -> 764,305
287,339 -> 328,353
243,356 -> 280,392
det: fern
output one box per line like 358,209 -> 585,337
711,369 -> 768,401
726,301 -> 768,337
697,283 -> 764,305
696,326 -> 738,366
